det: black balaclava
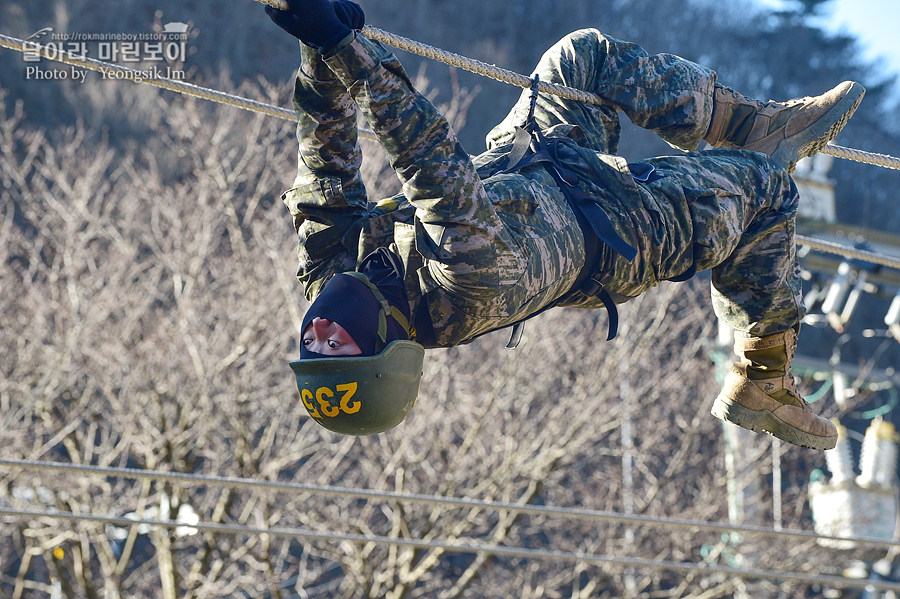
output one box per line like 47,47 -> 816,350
300,247 -> 410,359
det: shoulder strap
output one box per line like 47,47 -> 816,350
476,76 -> 634,348
343,271 -> 411,352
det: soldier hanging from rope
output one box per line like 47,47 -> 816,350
266,0 -> 865,449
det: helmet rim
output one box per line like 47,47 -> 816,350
289,340 -> 425,435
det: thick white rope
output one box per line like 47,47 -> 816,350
4,27 -> 899,170
253,0 -> 900,172
360,26 -> 900,172
361,25 -> 606,105
1,29 -> 898,270
822,143 -> 900,170
256,0 -> 605,103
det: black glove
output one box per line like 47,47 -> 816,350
332,0 -> 364,31
265,0 -> 352,51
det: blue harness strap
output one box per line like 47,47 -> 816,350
483,120 -> 638,346
418,76 -> 639,349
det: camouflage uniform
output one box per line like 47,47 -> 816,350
282,28 -> 803,348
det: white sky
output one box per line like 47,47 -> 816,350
758,0 -> 900,82
826,0 -> 900,75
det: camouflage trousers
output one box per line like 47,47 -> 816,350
489,29 -> 804,336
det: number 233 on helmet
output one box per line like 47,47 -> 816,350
290,339 -> 425,435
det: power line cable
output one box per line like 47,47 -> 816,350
2,458 -> 899,551
2,505 -> 900,593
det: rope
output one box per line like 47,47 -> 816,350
2,458 -> 900,551
355,26 -> 900,172
1,26 -> 899,272
4,27 -> 900,171
255,0 -> 592,104
2,506 -> 900,592
253,0 -> 900,173
361,26 -> 900,172
823,143 -> 900,171
361,25 -> 605,105
798,235 -> 900,270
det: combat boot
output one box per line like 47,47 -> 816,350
711,327 -> 838,450
703,81 -> 865,171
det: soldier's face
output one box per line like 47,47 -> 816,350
302,317 -> 362,356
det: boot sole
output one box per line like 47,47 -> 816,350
711,394 -> 837,450
770,81 -> 866,172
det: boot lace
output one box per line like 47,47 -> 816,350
719,85 -> 809,112
718,85 -> 765,109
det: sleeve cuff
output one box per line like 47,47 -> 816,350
320,30 -> 359,60
322,31 -> 387,87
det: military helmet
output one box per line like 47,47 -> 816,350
291,268 -> 425,435
289,339 -> 424,435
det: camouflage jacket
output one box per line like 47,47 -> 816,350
282,33 -> 674,348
